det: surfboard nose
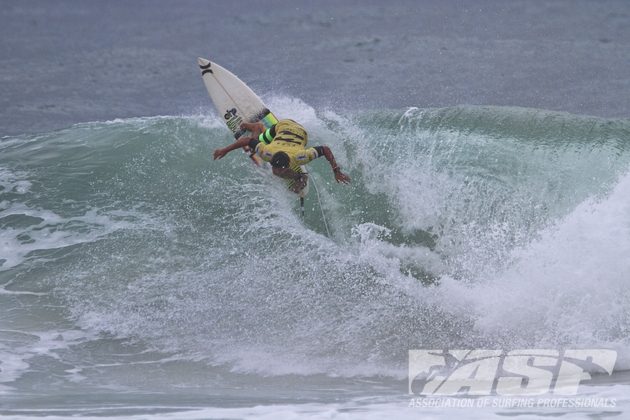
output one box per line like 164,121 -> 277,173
198,57 -> 211,67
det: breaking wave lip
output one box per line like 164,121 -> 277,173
1,100 -> 630,382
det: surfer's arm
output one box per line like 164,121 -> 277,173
213,136 -> 254,160
314,146 -> 351,184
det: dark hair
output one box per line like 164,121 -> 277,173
270,152 -> 290,168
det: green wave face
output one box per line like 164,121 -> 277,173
2,105 -> 629,378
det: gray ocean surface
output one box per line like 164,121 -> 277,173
1,1 -> 630,419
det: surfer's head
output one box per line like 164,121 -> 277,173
270,152 -> 290,169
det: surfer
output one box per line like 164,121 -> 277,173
213,119 -> 351,192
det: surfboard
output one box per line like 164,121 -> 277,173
198,57 -> 308,198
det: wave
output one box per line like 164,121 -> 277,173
1,98 -> 630,380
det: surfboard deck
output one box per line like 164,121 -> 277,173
198,57 -> 308,197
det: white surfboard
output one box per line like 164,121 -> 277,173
198,57 -> 309,197
197,57 -> 278,142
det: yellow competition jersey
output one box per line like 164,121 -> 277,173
255,120 -> 320,172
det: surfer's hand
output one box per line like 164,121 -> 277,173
240,122 -> 265,137
334,170 -> 351,184
213,148 -> 228,160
